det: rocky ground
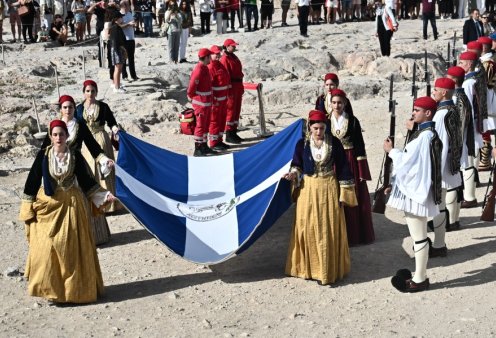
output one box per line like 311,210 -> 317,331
1,11 -> 496,337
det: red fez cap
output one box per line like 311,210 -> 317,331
198,48 -> 212,58
49,119 -> 69,135
330,89 -> 347,98
83,79 -> 98,92
58,95 -> 75,106
414,96 -> 437,112
478,36 -> 492,45
308,110 -> 327,122
324,73 -> 339,82
447,66 -> 466,78
467,41 -> 483,51
223,38 -> 238,47
210,45 -> 222,54
459,51 -> 478,60
434,77 -> 455,90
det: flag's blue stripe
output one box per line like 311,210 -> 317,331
233,119 -> 303,196
236,179 -> 292,254
116,176 -> 187,256
118,131 -> 189,203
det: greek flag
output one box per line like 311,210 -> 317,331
115,119 -> 303,264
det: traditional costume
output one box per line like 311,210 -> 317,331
315,73 -> 354,116
76,81 -> 121,213
40,95 -> 113,245
326,89 -> 375,246
388,97 -> 442,293
286,110 -> 357,285
478,36 -> 496,171
220,39 -> 245,144
448,66 -> 473,230
19,120 -> 107,303
461,52 -> 485,207
430,78 -> 462,255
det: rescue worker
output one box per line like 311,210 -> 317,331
187,47 -> 216,157
208,44 -> 232,151
221,38 -> 245,144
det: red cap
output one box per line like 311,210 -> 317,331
330,89 -> 347,98
83,79 -> 98,92
467,41 -> 483,51
308,110 -> 327,122
49,119 -> 69,135
58,95 -> 75,106
210,45 -> 222,54
324,73 -> 339,83
447,66 -> 466,78
459,51 -> 478,60
198,48 -> 212,58
434,77 -> 455,90
414,96 -> 437,112
223,38 -> 238,47
478,36 -> 492,45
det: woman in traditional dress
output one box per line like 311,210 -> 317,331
284,110 -> 357,286
315,73 -> 354,116
327,89 -> 375,246
19,120 -> 115,304
76,80 -> 122,213
40,95 -> 115,245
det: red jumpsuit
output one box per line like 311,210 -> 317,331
220,51 -> 244,132
187,62 -> 213,143
208,59 -> 231,147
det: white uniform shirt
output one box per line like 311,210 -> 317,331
387,122 -> 440,217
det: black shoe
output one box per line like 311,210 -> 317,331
193,143 -> 207,157
211,144 -> 227,152
446,221 -> 461,232
225,131 -> 241,144
404,278 -> 430,292
218,141 -> 231,149
179,59 -> 187,63
232,131 -> 244,143
204,145 -> 219,155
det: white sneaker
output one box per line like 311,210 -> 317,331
113,87 -> 126,93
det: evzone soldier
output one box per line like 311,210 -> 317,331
187,48 -> 216,157
466,41 -> 491,174
458,51 -> 485,208
207,45 -> 232,152
384,96 -> 442,293
446,66 -> 473,231
478,36 -> 496,171
220,38 -> 245,144
430,78 -> 462,256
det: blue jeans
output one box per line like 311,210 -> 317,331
143,13 -> 153,37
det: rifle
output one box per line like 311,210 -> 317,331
372,75 -> 396,214
452,31 -> 457,67
425,50 -> 431,97
481,162 -> 496,222
405,63 -> 419,145
446,41 -> 451,71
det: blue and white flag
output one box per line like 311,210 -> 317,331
115,119 -> 304,264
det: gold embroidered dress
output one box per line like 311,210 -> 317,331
78,101 -> 121,212
19,147 -> 106,303
285,134 -> 357,285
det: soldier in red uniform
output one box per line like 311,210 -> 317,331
187,48 -> 217,157
220,38 -> 245,144
208,44 -> 232,151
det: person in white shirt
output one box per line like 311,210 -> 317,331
384,96 -> 442,293
295,0 -> 310,37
